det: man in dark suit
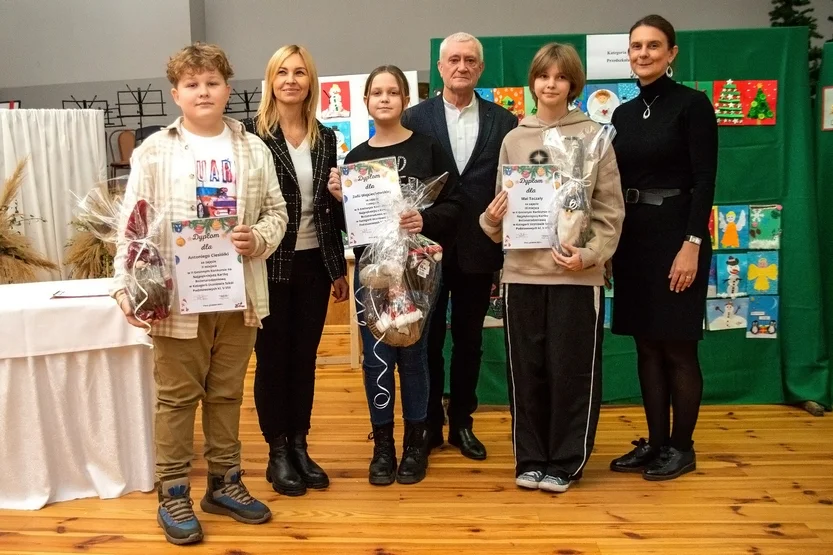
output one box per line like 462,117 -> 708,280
402,32 -> 517,460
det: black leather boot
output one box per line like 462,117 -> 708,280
265,435 -> 306,496
368,423 -> 396,486
397,420 -> 428,485
288,431 -> 329,489
610,438 -> 661,473
642,446 -> 696,481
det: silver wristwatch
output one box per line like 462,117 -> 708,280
685,235 -> 703,246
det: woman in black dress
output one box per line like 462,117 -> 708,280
609,15 -> 718,480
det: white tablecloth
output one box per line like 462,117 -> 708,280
0,279 -> 156,510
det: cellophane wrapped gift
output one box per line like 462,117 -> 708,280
544,124 -> 616,255
357,173 -> 448,347
77,188 -> 173,324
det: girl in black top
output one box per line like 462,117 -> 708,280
609,15 -> 718,481
245,45 -> 349,498
328,65 -> 461,486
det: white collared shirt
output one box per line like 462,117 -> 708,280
443,93 -> 479,174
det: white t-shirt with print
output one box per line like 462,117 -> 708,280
183,124 -> 238,218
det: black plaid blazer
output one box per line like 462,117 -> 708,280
243,118 -> 347,283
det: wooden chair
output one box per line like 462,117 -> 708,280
108,129 -> 135,180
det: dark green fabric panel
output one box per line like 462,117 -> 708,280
816,43 -> 833,405
432,27 -> 829,406
444,328 -> 784,406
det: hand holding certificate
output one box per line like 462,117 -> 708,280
171,217 -> 247,315
500,164 -> 559,249
340,157 -> 402,247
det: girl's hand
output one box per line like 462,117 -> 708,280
327,167 -> 343,202
551,244 -> 584,272
485,190 -> 508,224
399,210 -> 423,234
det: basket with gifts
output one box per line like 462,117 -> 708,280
357,173 -> 448,348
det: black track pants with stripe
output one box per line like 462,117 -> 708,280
503,283 -> 604,480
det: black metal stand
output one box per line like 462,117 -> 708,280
224,87 -> 261,119
115,85 -> 167,130
61,96 -> 119,127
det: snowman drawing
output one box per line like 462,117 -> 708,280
723,256 -> 744,297
324,83 -> 350,118
332,129 -> 349,159
709,299 -> 747,330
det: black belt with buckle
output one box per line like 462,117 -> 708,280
624,188 -> 692,205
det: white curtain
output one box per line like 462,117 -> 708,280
0,109 -> 106,280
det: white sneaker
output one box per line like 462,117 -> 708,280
539,475 -> 571,493
515,470 -> 544,489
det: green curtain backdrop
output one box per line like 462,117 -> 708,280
435,28 -> 830,407
815,42 -> 833,405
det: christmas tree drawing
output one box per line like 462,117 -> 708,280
746,83 -> 775,124
715,80 -> 744,125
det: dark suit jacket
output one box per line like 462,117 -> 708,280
243,118 -> 346,282
402,93 -> 518,273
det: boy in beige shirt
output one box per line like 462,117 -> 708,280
112,43 -> 287,545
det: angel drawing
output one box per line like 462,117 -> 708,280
719,209 -> 747,249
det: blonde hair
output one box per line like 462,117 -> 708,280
256,44 -> 320,145
528,42 -> 586,104
167,42 -> 234,86
439,32 -> 484,62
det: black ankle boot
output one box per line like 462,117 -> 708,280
397,420 -> 428,485
369,423 -> 396,486
288,431 -> 329,489
642,445 -> 696,481
610,438 -> 661,473
265,435 -> 306,496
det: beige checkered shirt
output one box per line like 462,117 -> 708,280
111,116 -> 288,339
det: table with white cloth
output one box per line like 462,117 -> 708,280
0,278 -> 156,510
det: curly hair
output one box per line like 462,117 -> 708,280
166,42 -> 234,86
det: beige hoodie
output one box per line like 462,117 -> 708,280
479,111 -> 624,286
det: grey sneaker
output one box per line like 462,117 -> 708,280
515,470 -> 544,489
157,477 -> 203,545
539,475 -> 571,493
200,466 -> 272,524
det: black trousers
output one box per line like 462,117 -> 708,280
503,283 -> 604,479
426,260 -> 493,432
254,249 -> 332,443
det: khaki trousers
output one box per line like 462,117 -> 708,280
151,312 -> 256,481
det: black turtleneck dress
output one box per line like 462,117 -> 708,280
610,75 -> 718,341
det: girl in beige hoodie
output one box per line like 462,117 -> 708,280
480,43 -> 624,493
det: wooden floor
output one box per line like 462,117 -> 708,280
2,329 -> 833,554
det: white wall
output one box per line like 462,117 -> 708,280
205,0 -> 774,80
812,0 -> 833,42
3,0 -> 832,97
0,0 -> 192,88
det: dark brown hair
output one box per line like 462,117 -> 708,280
363,65 -> 410,101
528,43 -> 586,104
630,15 -> 676,48
166,42 -> 234,86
